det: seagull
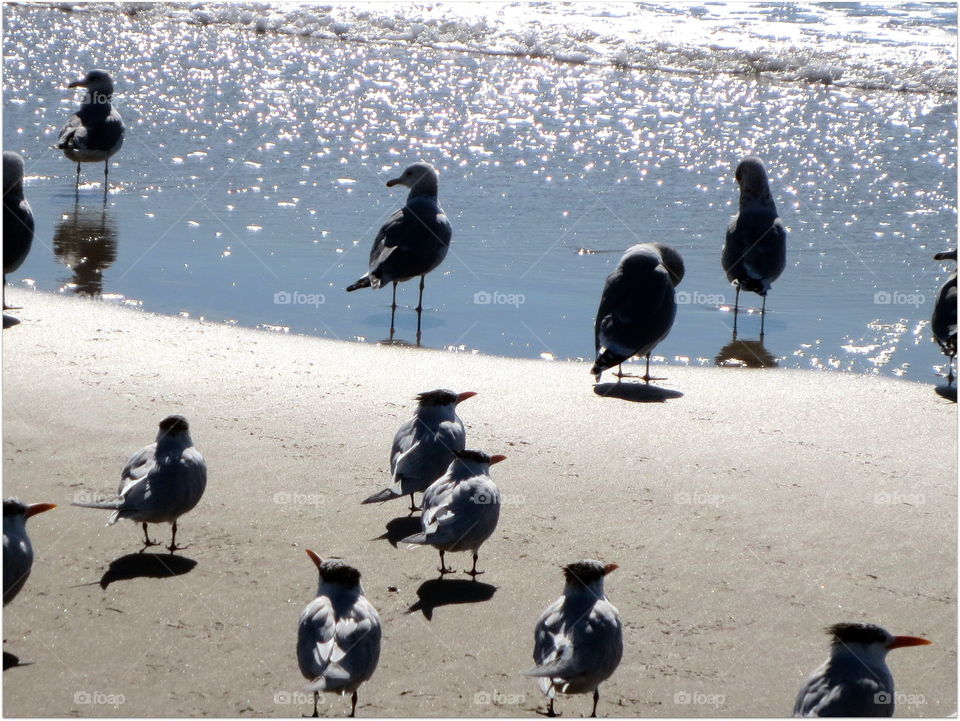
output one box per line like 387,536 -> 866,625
2,151 -> 34,311
401,449 -> 504,577
362,389 -> 476,512
524,560 -> 623,718
346,162 -> 453,344
3,499 -> 56,606
56,69 -> 125,189
298,551 -> 381,718
591,243 -> 685,383
793,622 -> 931,717
932,249 -> 957,384
722,156 -> 787,337
71,415 -> 206,552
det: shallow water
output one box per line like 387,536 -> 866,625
2,2 -> 956,381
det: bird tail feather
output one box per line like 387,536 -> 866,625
400,532 -> 427,545
361,487 -> 399,505
346,276 -> 372,292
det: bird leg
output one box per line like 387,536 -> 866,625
464,551 -> 484,578
641,354 -> 666,384
415,275 -> 425,346
166,520 -> 188,553
590,689 -> 599,718
140,522 -> 161,549
546,698 -> 557,717
407,493 -> 418,514
759,293 -> 767,337
75,163 -> 81,189
308,690 -> 318,717
732,285 -> 740,337
3,278 -> 20,310
437,550 -> 455,576
350,690 -> 358,718
389,282 -> 398,341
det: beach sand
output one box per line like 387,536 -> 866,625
2,288 -> 956,717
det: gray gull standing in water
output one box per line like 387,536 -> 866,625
591,243 -> 685,383
3,151 -> 34,312
346,162 -> 452,345
56,69 -> 125,189
932,249 -> 957,384
722,156 -> 787,337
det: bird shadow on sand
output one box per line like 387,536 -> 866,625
406,578 -> 496,620
371,516 -> 422,548
593,382 -> 683,403
934,384 -> 957,403
98,552 -> 197,589
3,651 -> 30,671
3,314 -> 21,329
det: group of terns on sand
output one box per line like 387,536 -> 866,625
3,401 -> 935,717
1,67 -> 949,718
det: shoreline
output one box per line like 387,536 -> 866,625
2,288 -> 956,717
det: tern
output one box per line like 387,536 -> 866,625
362,389 -> 475,512
793,622 -> 931,717
2,151 -> 34,311
722,156 -> 787,337
932,249 -> 957,384
401,449 -> 504,577
56,69 -> 125,189
71,415 -> 206,552
346,162 -> 453,344
298,552 -> 381,718
3,499 -> 56,606
591,243 -> 685,383
524,560 -> 623,718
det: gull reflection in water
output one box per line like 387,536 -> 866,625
53,200 -> 118,296
715,336 -> 778,369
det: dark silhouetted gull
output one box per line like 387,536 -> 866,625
362,389 -> 475,512
932,249 -> 957,384
3,152 -> 33,312
591,243 -> 685,383
722,156 -> 787,337
3,499 -> 56,606
524,560 -> 623,718
57,69 -> 125,189
793,622 -> 930,717
346,162 -> 452,345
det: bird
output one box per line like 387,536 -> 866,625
361,389 -> 476,512
523,560 -> 623,718
793,622 -> 931,717
56,69 -> 125,189
401,449 -> 505,577
2,151 -> 34,312
298,551 -> 381,718
591,243 -> 685,383
932,249 -> 957,384
3,499 -> 56,606
722,155 -> 787,337
71,415 -> 206,552
345,162 -> 453,345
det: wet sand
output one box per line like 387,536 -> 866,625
2,289 -> 956,717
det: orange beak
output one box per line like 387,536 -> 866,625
489,454 -> 507,465
603,563 -> 619,575
456,391 -> 478,404
25,503 -> 56,519
305,549 -> 323,570
888,635 -> 932,650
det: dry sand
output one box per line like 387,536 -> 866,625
2,289 -> 956,717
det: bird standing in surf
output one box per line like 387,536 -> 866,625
931,249 -> 957,384
57,69 -> 125,190
3,151 -> 34,313
346,162 -> 452,345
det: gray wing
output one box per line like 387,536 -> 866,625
723,209 -> 786,292
119,443 -> 157,495
420,477 -> 500,550
298,596 -> 338,682
299,597 -> 381,692
370,197 -> 452,284
932,274 -> 957,349
794,668 -> 892,717
56,114 -> 83,150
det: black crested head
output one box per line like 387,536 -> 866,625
562,559 -> 610,587
158,415 -> 190,435
3,498 -> 28,517
415,389 -> 459,407
827,622 -> 890,646
319,559 -> 362,588
453,449 -> 492,465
